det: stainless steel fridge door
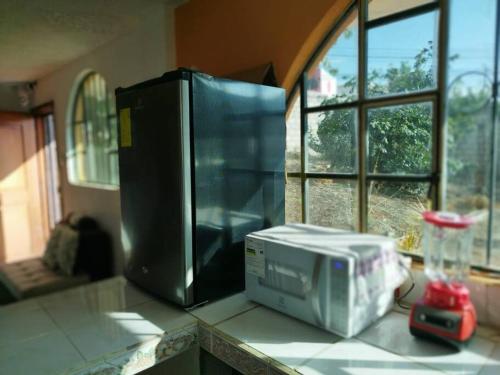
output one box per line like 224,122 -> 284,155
191,73 -> 285,303
117,78 -> 193,306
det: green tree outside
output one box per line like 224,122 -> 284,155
308,41 -> 489,249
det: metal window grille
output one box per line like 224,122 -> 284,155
286,0 -> 500,271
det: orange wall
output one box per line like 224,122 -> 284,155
175,0 -> 351,96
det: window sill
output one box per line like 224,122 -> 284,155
400,248 -> 500,285
67,180 -> 119,191
409,259 -> 500,286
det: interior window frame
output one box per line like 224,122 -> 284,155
286,0 -> 448,265
67,72 -> 119,190
287,0 -> 500,272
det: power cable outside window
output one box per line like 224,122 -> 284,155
397,258 -> 415,310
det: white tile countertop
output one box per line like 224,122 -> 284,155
0,276 -> 499,375
0,277 -> 198,375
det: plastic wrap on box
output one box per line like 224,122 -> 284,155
245,224 -> 406,337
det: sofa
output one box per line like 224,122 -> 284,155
0,215 -> 113,304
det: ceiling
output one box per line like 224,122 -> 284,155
0,0 -> 179,83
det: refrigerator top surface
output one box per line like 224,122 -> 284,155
115,68 -> 192,95
115,68 -> 285,97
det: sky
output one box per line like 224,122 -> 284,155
318,0 -> 498,94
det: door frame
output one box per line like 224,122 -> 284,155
32,102 -> 63,231
0,111 -> 48,261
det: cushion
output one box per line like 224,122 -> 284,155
42,224 -> 80,276
42,224 -> 63,270
0,258 -> 89,300
56,225 -> 79,276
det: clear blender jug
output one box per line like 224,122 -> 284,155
422,211 -> 474,285
409,211 -> 477,348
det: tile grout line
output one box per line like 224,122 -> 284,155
293,337 -> 342,370
206,320 -> 292,374
0,300 -> 63,350
354,333 -> 477,374
125,296 -> 155,309
102,324 -> 200,373
38,302 -> 88,363
207,328 -> 271,374
208,303 -> 261,327
351,336 -> 451,374
205,304 -> 343,374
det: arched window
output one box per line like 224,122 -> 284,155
67,72 -> 119,188
286,0 -> 500,269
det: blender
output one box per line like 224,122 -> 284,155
409,211 -> 477,348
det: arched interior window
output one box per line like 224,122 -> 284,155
286,0 -> 500,270
67,72 -> 119,188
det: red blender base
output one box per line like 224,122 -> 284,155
409,281 -> 477,349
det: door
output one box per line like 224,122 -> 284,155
0,112 -> 48,263
33,103 -> 63,231
117,78 -> 191,306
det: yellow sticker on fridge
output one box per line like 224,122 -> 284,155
120,108 -> 132,147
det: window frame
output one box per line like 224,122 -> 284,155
288,0 -> 500,272
67,71 -> 119,190
287,0 -> 450,261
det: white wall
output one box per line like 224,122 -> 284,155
34,3 -> 176,273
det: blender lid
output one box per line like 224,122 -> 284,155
422,211 -> 474,228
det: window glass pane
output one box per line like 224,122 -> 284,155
367,11 -> 438,97
494,113 -> 500,267
107,91 -> 116,116
307,109 -> 357,173
94,75 -> 110,184
69,72 -> 119,187
74,123 -> 87,182
368,102 -> 432,175
306,8 -> 358,106
108,116 -> 119,186
108,115 -> 118,151
368,181 -> 429,253
445,0 -> 497,267
495,42 -> 500,269
446,95 -> 491,267
286,93 -> 301,173
286,177 -> 302,223
368,0 -> 435,21
74,94 -> 84,123
307,179 -> 358,230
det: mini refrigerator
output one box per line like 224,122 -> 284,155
115,69 -> 285,307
